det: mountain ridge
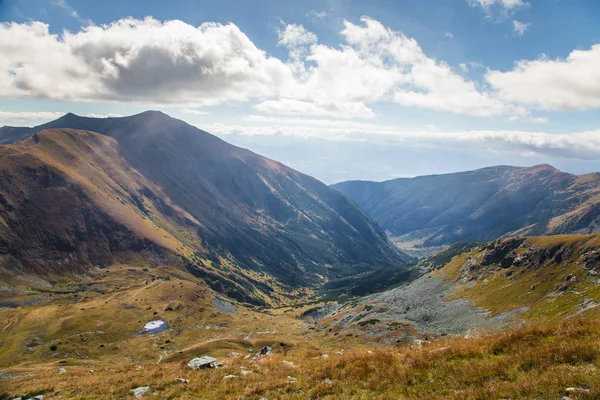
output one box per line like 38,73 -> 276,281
332,164 -> 600,248
0,112 -> 409,304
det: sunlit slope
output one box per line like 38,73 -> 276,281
439,234 -> 600,320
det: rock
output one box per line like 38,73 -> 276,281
565,387 -> 590,394
241,369 -> 253,376
58,367 -> 67,373
324,378 -> 333,385
287,376 -> 298,383
176,377 -> 189,383
227,351 -> 242,358
321,354 -> 329,359
131,386 -> 151,398
188,356 -> 218,370
139,320 -> 168,335
135,365 -> 143,371
282,360 -> 295,367
260,346 -> 272,356
223,374 -> 237,379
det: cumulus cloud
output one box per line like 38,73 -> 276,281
0,16 -> 525,118
513,20 -> 531,36
287,17 -> 514,117
486,44 -> 600,111
0,18 -> 291,105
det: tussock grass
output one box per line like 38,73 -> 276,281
2,317 -> 599,399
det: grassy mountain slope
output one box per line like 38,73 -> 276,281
0,112 -> 408,303
333,165 -> 600,248
2,235 -> 600,399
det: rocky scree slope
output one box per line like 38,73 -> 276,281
308,234 -> 600,340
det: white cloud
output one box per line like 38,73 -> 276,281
288,17 -> 513,117
0,111 -> 65,121
202,116 -> 600,161
255,99 -> 375,119
445,32 -> 454,39
309,11 -> 327,19
486,44 -> 600,111
0,18 -> 291,106
55,0 -> 80,19
468,0 -> 529,15
513,20 -> 531,36
179,108 -> 211,116
0,16 -> 524,119
278,23 -> 317,48
0,111 -> 123,126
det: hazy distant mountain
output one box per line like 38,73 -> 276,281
333,165 -> 600,247
0,112 -> 408,303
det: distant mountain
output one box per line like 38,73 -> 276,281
332,165 -> 600,248
0,112 -> 408,303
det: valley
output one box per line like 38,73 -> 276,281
2,233 -> 600,399
1,112 -> 599,399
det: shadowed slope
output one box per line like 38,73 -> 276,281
333,165 -> 600,247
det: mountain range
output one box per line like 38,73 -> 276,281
333,164 -> 600,249
0,112 -> 407,304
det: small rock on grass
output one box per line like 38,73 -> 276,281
176,377 -> 189,383
131,386 -> 151,398
282,360 -> 295,367
223,374 -> 237,379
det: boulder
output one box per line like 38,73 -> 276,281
188,356 -> 218,370
139,320 -> 168,335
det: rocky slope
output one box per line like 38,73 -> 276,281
0,112 -> 408,303
333,165 -> 600,249
310,234 -> 600,340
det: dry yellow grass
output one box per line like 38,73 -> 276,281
2,317 -> 599,399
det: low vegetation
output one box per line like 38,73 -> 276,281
2,317 -> 598,399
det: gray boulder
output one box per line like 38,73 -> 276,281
188,356 -> 218,370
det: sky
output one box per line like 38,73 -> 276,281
1,0 -> 600,183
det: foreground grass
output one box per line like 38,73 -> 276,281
2,317 -> 599,399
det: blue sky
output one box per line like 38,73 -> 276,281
1,0 -> 600,183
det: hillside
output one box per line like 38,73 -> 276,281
2,234 -> 600,399
0,112 -> 408,304
315,234 -> 600,341
333,165 -> 600,249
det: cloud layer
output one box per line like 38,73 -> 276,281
0,16 -> 522,119
1,15 -> 599,120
